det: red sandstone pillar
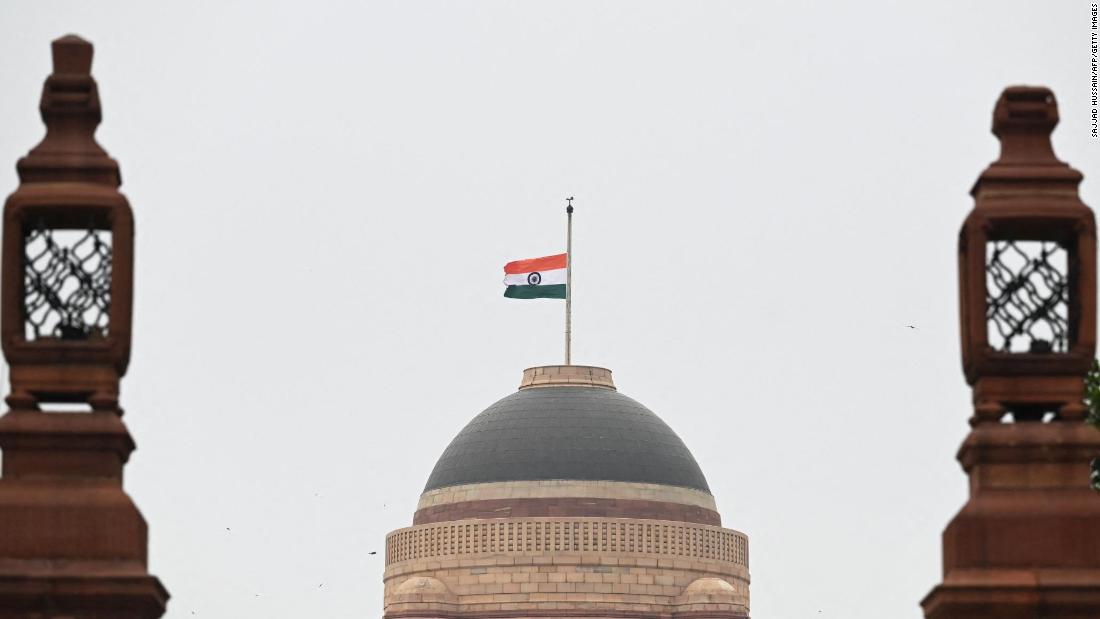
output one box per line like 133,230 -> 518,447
922,87 -> 1100,619
0,36 -> 168,618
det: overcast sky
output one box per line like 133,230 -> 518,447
1,2 -> 1097,618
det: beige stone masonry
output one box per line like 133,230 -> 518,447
519,365 -> 616,390
417,480 -> 719,512
387,517 -> 747,567
383,517 -> 749,617
384,559 -> 749,612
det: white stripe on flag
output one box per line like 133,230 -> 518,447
503,267 -> 566,287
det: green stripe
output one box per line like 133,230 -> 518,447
504,284 -> 567,299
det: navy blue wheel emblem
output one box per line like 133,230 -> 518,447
527,272 -> 542,285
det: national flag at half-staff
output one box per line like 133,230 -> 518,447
503,253 -> 567,299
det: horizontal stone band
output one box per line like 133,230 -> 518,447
413,497 -> 721,526
417,481 -> 718,512
386,517 -> 748,568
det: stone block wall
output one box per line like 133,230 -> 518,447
383,517 -> 749,618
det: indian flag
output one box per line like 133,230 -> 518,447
503,253 -> 567,299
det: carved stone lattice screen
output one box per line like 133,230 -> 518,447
985,240 -> 1069,353
23,227 -> 112,341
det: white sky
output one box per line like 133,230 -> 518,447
0,2 -> 1097,618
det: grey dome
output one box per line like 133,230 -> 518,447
423,386 -> 711,493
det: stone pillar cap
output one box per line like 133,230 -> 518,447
519,365 -> 615,390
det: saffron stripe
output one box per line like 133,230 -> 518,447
504,253 -> 567,275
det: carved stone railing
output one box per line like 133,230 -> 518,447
386,517 -> 748,568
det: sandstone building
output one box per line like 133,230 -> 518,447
383,365 -> 750,619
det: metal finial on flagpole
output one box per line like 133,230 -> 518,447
565,197 -> 574,366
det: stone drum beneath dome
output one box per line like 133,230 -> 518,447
384,366 -> 750,619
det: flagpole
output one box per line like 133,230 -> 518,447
565,197 -> 573,366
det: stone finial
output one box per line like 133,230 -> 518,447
971,85 -> 1082,198
52,34 -> 94,74
990,86 -> 1060,165
16,34 -> 120,186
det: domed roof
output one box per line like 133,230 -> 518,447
423,367 -> 710,493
